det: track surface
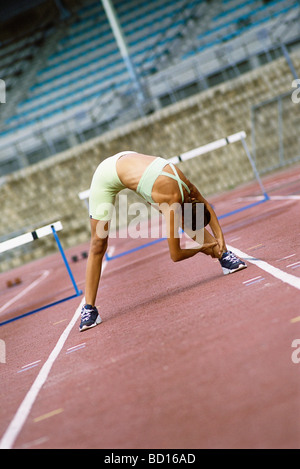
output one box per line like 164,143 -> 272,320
1,164 -> 300,449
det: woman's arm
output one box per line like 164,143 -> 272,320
188,184 -> 227,255
161,203 -> 217,262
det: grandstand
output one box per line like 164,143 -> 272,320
0,0 -> 300,271
0,0 -> 300,173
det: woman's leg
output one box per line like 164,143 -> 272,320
85,218 -> 109,306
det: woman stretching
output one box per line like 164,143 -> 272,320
79,151 -> 246,331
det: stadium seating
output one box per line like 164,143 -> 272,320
183,0 -> 300,58
0,0 -> 299,176
2,0 -> 194,130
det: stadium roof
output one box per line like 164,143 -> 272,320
0,0 -> 48,23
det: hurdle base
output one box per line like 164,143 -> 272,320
0,291 -> 83,327
104,195 -> 270,262
218,193 -> 270,219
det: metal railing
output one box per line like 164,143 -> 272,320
251,89 -> 300,173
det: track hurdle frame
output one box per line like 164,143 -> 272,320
0,221 -> 82,327
166,131 -> 270,218
78,131 -> 269,261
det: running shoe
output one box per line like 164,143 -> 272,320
79,304 -> 102,332
219,250 -> 247,275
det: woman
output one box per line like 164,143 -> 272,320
79,151 -> 246,331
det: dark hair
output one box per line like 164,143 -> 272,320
182,200 -> 211,231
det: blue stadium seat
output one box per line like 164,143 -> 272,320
1,0 -> 299,136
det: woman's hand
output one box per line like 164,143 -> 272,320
198,241 -> 218,253
215,236 -> 226,257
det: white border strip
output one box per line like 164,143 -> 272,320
0,247 -> 114,449
228,245 -> 300,290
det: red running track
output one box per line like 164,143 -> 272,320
0,164 -> 300,449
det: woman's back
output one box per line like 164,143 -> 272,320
116,152 -> 157,191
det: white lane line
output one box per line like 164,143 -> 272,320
17,364 -> 41,374
0,246 -> 114,450
66,343 -> 86,354
228,245 -> 300,291
0,270 -> 50,314
228,237 -> 241,243
237,195 -> 300,201
286,261 -> 300,268
268,196 -> 300,200
66,343 -> 86,352
0,297 -> 85,449
244,278 -> 265,286
17,360 -> 42,373
277,254 -> 296,262
21,360 -> 41,369
243,276 -> 262,284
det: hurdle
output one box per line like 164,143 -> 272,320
78,131 -> 269,261
166,131 -> 270,217
0,222 -> 82,327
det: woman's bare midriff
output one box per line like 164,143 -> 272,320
116,152 -> 191,203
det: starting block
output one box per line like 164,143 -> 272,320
6,278 -> 22,288
71,251 -> 88,263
